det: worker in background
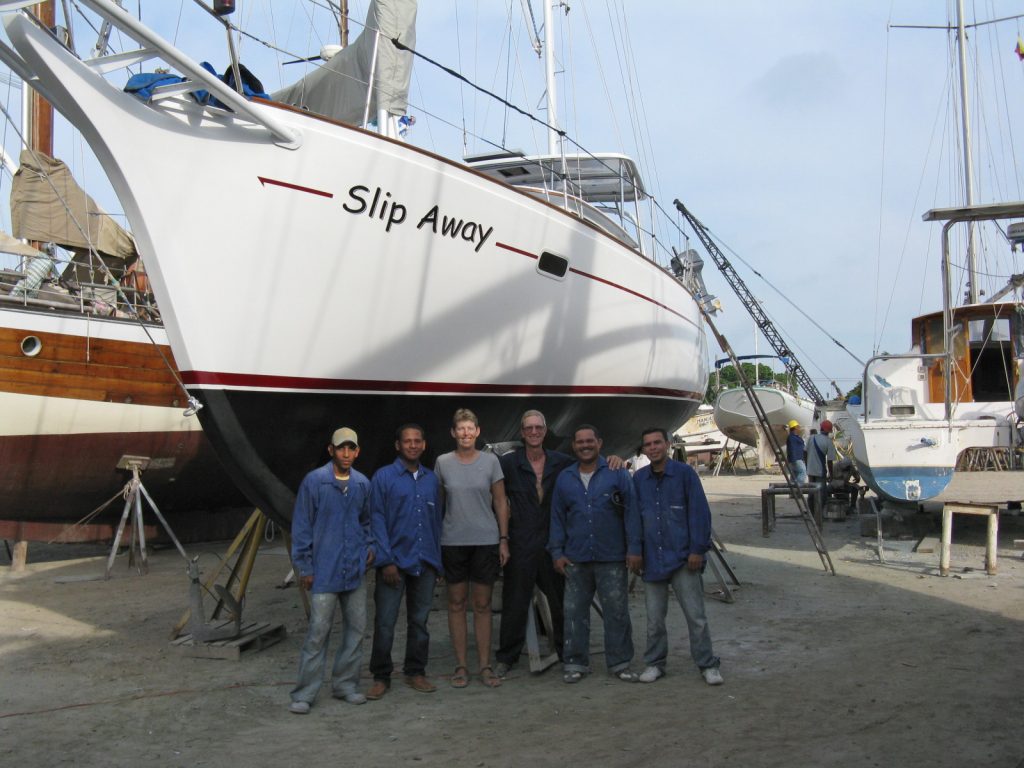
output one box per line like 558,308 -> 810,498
632,427 -> 723,685
289,427 -> 375,714
785,419 -> 808,485
806,420 -> 838,508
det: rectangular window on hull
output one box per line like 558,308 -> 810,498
537,251 -> 569,280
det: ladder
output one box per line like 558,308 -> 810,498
698,303 -> 836,575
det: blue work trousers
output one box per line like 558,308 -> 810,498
369,566 -> 436,681
563,561 -> 634,674
643,565 -> 719,672
290,585 -> 367,704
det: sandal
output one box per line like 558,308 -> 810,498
479,666 -> 502,688
563,670 -> 583,684
450,665 -> 470,689
615,669 -> 640,683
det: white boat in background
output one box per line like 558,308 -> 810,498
673,404 -> 727,452
842,7 -> 1023,505
844,215 -> 1024,503
713,385 -> 814,448
0,0 -> 708,525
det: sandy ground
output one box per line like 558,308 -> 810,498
2,471 -> 1023,768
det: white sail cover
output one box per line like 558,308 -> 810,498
10,150 -> 138,260
272,0 -> 417,124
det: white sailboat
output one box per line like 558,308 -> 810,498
841,4 -> 1023,503
0,0 -> 708,524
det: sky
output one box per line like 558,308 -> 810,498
2,1 -> 1022,398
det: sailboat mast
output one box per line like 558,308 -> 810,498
543,0 -> 560,156
26,2 -> 54,157
955,0 -> 978,303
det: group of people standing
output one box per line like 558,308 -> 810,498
288,408 -> 723,715
786,419 -> 838,505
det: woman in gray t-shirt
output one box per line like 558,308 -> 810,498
434,408 -> 510,689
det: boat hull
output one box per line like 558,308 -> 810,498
0,305 -> 245,521
713,387 -> 814,447
1,12 -> 706,525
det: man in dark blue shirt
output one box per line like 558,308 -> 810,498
289,427 -> 375,714
548,425 -> 642,684
494,409 -> 574,678
632,427 -> 722,685
366,424 -> 443,700
786,419 -> 808,484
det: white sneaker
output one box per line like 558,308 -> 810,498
288,700 -> 311,714
702,667 -> 724,686
638,666 -> 664,683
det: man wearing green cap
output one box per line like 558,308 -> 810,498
289,427 -> 375,714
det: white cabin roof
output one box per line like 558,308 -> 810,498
465,152 -> 648,203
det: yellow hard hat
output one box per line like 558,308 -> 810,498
787,420 -> 800,429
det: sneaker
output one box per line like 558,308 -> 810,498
494,662 -> 512,679
288,700 -> 310,714
702,667 -> 724,686
638,665 -> 664,683
334,691 -> 367,705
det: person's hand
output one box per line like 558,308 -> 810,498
626,554 -> 644,575
366,549 -> 376,568
607,455 -> 626,471
687,553 -> 703,572
380,564 -> 400,586
300,574 -> 314,591
499,540 -> 510,567
553,556 -> 572,576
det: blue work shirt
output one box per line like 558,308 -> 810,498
500,448 -> 574,552
633,460 -> 713,582
370,458 -> 442,576
291,462 -> 373,594
548,457 -> 642,563
786,432 -> 806,462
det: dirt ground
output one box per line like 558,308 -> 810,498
2,472 -> 1022,768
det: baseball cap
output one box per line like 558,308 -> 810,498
331,427 -> 359,447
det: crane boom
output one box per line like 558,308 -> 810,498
673,200 -> 828,405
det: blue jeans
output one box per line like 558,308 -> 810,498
290,584 -> 367,704
563,561 -> 634,674
369,566 -> 436,681
789,460 -> 808,485
644,565 -> 719,671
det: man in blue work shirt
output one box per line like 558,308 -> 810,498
632,427 -> 723,686
548,424 -> 643,684
289,427 -> 375,714
786,419 -> 808,484
366,424 -> 443,700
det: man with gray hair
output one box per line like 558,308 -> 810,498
494,410 -> 574,677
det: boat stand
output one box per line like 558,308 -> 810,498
705,528 -> 740,603
105,456 -> 189,578
523,589 -> 559,673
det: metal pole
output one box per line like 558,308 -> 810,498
941,220 -> 955,420
362,29 -> 381,129
955,0 -> 978,303
543,0 -> 559,155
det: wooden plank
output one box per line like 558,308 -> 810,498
171,621 -> 287,661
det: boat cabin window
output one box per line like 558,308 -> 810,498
967,317 -> 1015,402
537,252 -> 569,280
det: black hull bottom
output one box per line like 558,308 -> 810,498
194,389 -> 699,526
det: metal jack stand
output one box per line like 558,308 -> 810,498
105,456 -> 189,578
705,527 -> 740,603
186,557 -> 242,642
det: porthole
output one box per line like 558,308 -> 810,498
537,251 -> 569,281
20,335 -> 42,357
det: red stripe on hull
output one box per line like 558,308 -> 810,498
180,370 -> 702,400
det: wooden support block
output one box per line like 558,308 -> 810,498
11,540 -> 28,572
1013,539 -> 1024,551
170,621 -> 287,661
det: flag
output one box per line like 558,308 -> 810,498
1016,36 -> 1024,61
